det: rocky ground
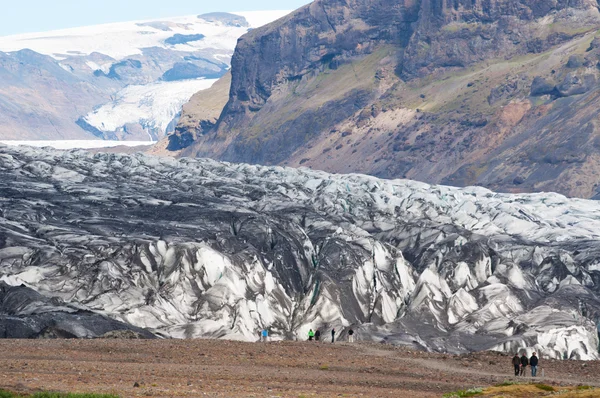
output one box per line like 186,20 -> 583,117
1,340 -> 599,398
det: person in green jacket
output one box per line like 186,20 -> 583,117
308,329 -> 315,341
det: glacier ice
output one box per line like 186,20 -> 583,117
0,145 -> 599,359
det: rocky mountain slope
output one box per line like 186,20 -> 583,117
1,144 -> 599,359
164,72 -> 232,152
174,0 -> 600,199
0,49 -> 116,140
0,11 -> 288,141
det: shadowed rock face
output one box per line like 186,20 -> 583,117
177,0 -> 600,199
164,73 -> 232,152
211,0 -> 600,127
198,13 -> 250,28
213,0 -> 421,134
1,145 -> 600,358
162,62 -> 226,82
164,34 -> 206,46
402,0 -> 600,76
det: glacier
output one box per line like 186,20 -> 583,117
0,11 -> 290,61
0,141 -> 155,150
0,144 -> 599,359
82,78 -> 219,141
0,11 -> 291,141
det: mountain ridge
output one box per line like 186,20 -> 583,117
0,11 -> 289,141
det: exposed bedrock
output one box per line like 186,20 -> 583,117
176,0 -> 600,199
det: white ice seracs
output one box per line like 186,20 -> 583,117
1,145 -> 599,358
82,78 -> 218,140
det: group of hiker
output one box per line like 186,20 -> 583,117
264,329 -> 543,380
259,327 -> 355,343
512,352 -> 539,377
308,328 -> 354,343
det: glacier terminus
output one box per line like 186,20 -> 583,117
0,144 -> 599,360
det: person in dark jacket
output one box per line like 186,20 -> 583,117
519,352 -> 529,376
348,328 -> 354,343
512,353 -> 521,376
315,329 -> 321,341
530,352 -> 539,377
331,328 -> 336,343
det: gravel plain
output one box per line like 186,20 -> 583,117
1,339 -> 600,397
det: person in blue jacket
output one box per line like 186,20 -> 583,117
529,352 -> 539,377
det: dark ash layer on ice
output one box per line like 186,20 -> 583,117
0,282 -> 155,339
0,145 -> 598,358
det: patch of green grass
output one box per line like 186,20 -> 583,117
534,384 -> 555,392
319,364 -> 329,370
548,22 -> 597,36
494,381 -> 519,387
577,385 -> 594,390
34,394 -> 118,398
242,46 -> 396,141
443,387 -> 483,398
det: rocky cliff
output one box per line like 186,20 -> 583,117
177,0 -> 600,198
166,73 -> 231,151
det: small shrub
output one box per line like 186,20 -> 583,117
463,388 -> 483,397
495,381 -> 518,387
0,393 -> 118,398
577,385 -> 594,390
534,384 -> 555,392
33,393 -> 119,398
443,387 -> 483,398
319,364 -> 329,370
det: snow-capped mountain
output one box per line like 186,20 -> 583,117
0,11 -> 287,61
0,11 -> 289,141
1,144 -> 599,359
